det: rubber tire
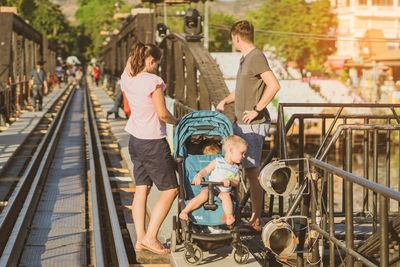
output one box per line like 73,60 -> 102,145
183,244 -> 203,265
232,244 -> 250,265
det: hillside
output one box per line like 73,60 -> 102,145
50,0 -> 263,23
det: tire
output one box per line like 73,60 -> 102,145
183,243 -> 203,265
232,244 -> 250,265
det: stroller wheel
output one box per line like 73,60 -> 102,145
232,244 -> 250,265
184,243 -> 203,265
170,230 -> 177,252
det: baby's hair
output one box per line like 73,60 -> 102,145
202,143 -> 221,155
222,135 -> 247,153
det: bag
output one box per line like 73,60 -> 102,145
122,92 -> 131,118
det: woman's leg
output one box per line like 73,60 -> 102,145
132,185 -> 151,244
218,192 -> 235,226
144,187 -> 178,242
179,189 -> 209,221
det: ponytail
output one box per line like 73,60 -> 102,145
128,42 -> 162,77
129,42 -> 146,77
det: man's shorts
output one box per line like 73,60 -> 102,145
129,135 -> 178,191
233,122 -> 270,168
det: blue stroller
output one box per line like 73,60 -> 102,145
171,111 -> 250,265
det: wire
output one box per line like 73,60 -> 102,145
209,23 -> 400,43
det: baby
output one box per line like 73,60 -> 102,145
179,135 -> 247,226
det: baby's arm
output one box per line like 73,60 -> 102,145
221,173 -> 240,188
192,159 -> 216,185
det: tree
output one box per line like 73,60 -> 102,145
247,0 -> 337,71
209,13 -> 235,52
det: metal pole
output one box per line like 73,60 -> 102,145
204,1 -> 209,50
163,2 -> 167,27
373,129 -> 378,233
363,118 -> 369,213
345,128 -> 354,267
379,194 -> 389,267
328,173 -> 335,267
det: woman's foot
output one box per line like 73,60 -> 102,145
179,211 -> 189,221
141,238 -> 170,255
135,241 -> 144,251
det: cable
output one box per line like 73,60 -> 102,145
209,23 -> 400,43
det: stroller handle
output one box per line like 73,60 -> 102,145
200,181 -> 224,211
200,181 -> 224,186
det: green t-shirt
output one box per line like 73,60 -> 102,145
234,48 -> 272,125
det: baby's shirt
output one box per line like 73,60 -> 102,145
209,157 -> 240,193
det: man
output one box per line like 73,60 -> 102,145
29,60 -> 48,111
216,20 -> 280,231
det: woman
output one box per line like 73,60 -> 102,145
121,42 -> 179,255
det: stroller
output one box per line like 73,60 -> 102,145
171,111 -> 250,265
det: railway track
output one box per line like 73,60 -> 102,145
0,80 -> 162,266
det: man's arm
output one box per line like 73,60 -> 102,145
242,71 -> 280,124
216,90 -> 235,113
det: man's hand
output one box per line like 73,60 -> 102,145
222,179 -> 231,187
242,110 -> 258,124
216,100 -> 225,113
192,174 -> 202,185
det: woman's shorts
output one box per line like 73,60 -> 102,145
129,135 -> 178,191
233,122 -> 270,168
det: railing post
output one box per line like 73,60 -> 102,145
379,194 -> 389,267
373,129 -> 378,233
363,118 -> 369,214
328,173 -> 335,267
16,76 -> 20,112
22,75 -> 26,110
345,128 -> 354,267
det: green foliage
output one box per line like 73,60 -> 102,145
209,13 -> 235,52
75,0 -> 130,58
247,0 -> 336,69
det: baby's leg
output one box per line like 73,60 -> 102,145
218,192 -> 235,226
179,189 -> 209,221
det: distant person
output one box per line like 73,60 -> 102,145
120,42 -> 179,255
216,20 -> 280,232
93,65 -> 100,86
28,60 -> 48,111
75,67 -> 83,89
179,135 -> 247,226
106,81 -> 123,120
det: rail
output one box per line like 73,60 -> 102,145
309,157 -> 400,267
0,85 -> 75,265
85,80 -> 129,266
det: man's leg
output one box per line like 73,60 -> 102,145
246,167 -> 263,229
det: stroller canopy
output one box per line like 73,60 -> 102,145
173,111 -> 233,158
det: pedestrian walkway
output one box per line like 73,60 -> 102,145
0,86 -> 67,174
91,83 -> 260,266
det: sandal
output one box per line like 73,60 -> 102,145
135,241 -> 144,251
141,238 -> 170,255
239,223 -> 262,233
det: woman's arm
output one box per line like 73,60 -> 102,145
152,86 -> 178,125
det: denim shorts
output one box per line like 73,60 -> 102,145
129,135 -> 178,191
233,122 -> 270,168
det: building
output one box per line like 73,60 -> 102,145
332,0 -> 400,58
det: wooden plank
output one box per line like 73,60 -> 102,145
112,187 -> 135,193
198,76 -> 211,110
164,38 -> 175,98
173,41 -> 185,102
107,168 -> 130,174
184,47 -> 197,109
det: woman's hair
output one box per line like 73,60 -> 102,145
230,20 -> 254,43
222,135 -> 247,153
128,42 -> 162,77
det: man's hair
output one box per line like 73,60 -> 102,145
231,20 -> 254,43
222,135 -> 247,153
